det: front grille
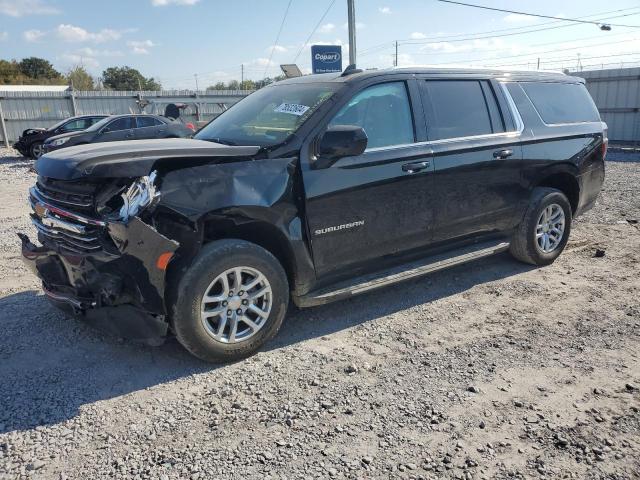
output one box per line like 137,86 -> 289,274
29,178 -> 107,255
36,177 -> 99,215
31,215 -> 102,254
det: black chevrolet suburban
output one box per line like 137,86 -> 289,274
20,67 -> 606,362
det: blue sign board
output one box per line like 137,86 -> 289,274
311,45 -> 343,74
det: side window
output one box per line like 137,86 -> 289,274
328,82 -> 415,150
424,80 -> 504,140
104,117 -> 133,132
521,82 -> 600,124
136,116 -> 163,128
59,119 -> 86,132
89,117 -> 104,126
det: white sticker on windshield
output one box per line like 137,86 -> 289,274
274,103 -> 310,116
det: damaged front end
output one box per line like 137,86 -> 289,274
20,171 -> 177,345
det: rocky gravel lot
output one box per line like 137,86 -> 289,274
0,147 -> 638,480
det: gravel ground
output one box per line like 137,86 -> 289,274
0,147 -> 638,480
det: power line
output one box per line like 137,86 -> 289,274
293,0 -> 337,63
435,0 -> 640,28
358,8 -> 640,57
426,36 -> 640,66
264,0 -> 294,79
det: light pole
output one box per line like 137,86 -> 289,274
347,0 -> 356,66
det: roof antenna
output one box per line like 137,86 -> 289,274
341,64 -> 362,77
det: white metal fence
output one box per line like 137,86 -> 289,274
0,89 -> 253,147
575,67 -> 640,145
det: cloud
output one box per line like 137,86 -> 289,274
0,31 -> 7,41
60,53 -> 100,69
56,24 -> 123,43
265,45 -> 287,53
127,40 -> 157,55
378,6 -> 391,14
77,47 -> 124,57
503,13 -> 533,23
0,0 -> 58,17
151,0 -> 199,5
319,23 -> 335,34
410,32 -> 427,40
23,29 -> 46,42
250,58 -> 277,67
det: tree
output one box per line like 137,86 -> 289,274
0,60 -> 23,84
240,79 -> 256,90
19,57 -> 62,81
207,81 -> 227,90
102,66 -> 161,91
226,79 -> 240,90
66,66 -> 95,90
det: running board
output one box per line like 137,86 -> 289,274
294,240 -> 510,307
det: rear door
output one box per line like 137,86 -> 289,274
98,117 -> 135,143
302,78 -> 436,280
420,78 -> 525,243
135,116 -> 165,139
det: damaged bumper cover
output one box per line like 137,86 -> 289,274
20,188 -> 178,345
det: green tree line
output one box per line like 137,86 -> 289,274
206,75 -> 286,91
0,57 -> 161,90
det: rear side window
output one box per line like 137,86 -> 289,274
136,116 -> 163,128
423,80 -> 505,140
521,82 -> 600,124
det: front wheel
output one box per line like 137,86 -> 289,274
510,187 -> 573,266
171,239 -> 289,363
29,142 -> 44,159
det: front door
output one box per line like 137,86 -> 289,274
98,116 -> 135,143
302,80 -> 436,281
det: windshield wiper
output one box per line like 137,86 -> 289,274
203,137 -> 237,146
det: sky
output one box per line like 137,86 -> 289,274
1,0 -> 639,89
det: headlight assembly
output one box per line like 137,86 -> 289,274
51,137 -> 70,147
96,171 -> 160,222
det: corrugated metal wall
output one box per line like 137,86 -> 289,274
0,90 -> 252,145
577,67 -> 640,144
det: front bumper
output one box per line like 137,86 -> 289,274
20,212 -> 179,345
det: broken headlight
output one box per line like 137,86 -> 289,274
96,171 -> 160,222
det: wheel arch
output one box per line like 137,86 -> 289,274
535,171 -> 580,214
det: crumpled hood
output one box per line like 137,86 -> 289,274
35,138 -> 261,180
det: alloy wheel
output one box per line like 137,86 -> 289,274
200,266 -> 272,344
535,203 -> 565,253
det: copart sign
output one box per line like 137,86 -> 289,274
311,45 -> 343,74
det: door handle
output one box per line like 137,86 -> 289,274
402,160 -> 430,173
493,149 -> 513,159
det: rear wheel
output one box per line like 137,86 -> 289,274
510,187 -> 572,266
171,239 -> 289,363
29,142 -> 44,159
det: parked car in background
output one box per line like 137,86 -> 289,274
14,115 -> 108,159
42,114 -> 194,153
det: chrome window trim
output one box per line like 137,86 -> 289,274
363,81 -> 524,154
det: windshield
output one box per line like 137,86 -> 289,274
195,83 -> 338,147
86,116 -> 113,132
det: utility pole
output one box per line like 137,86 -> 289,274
347,0 -> 356,66
537,57 -> 540,70
394,40 -> 398,67
194,73 -> 199,91
241,64 -> 244,88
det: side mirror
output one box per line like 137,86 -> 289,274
316,125 -> 368,168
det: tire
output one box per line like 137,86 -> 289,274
171,239 -> 289,363
510,187 -> 573,266
29,142 -> 44,159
